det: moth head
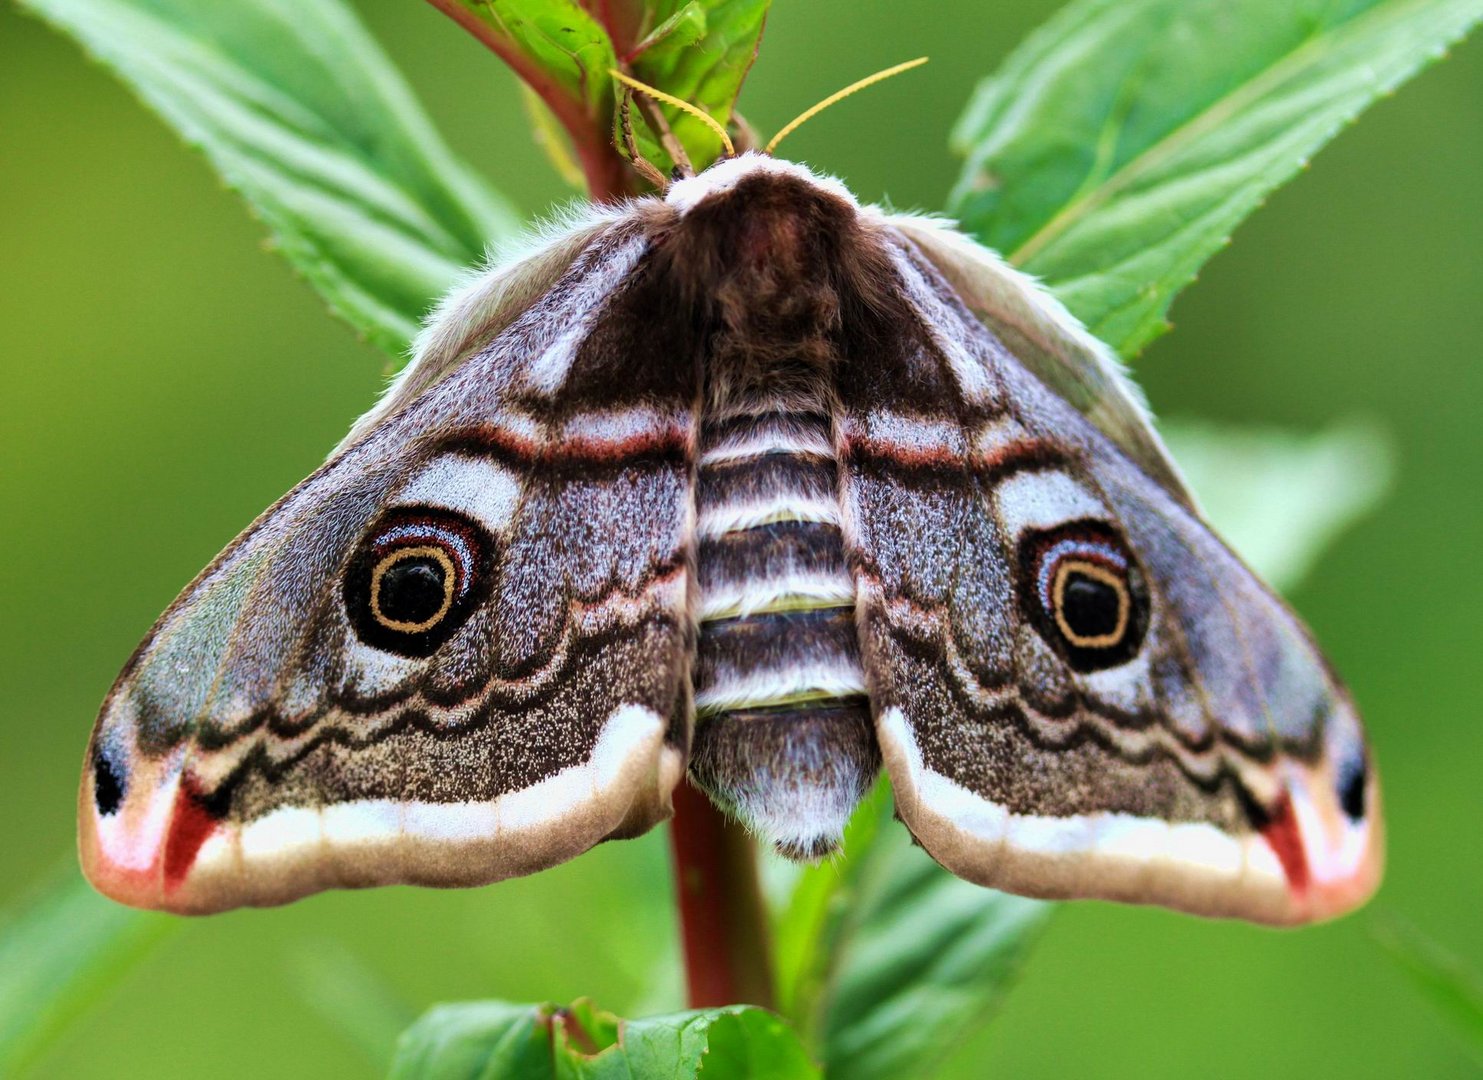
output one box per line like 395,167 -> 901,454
343,506 -> 494,657
1017,520 -> 1149,672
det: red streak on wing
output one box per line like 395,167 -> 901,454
847,433 -> 961,469
1261,792 -> 1311,896
163,776 -> 219,890
469,422 -> 692,466
976,437 -> 1062,475
559,431 -> 689,461
845,430 -> 1065,475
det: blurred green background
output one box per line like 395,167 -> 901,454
2,1 -> 1481,1076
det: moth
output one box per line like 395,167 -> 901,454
79,151 -> 1383,924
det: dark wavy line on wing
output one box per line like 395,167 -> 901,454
182,564 -> 685,750
843,432 -> 1070,484
870,583 -> 1326,774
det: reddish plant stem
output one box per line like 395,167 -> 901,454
589,0 -> 642,59
669,781 -> 776,1009
425,0 -> 632,201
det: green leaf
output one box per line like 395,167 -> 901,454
1161,419 -> 1393,591
581,1007 -> 817,1079
390,1001 -> 556,1080
389,998 -> 819,1079
1372,916 -> 1483,1062
21,0 -> 521,359
450,0 -> 618,149
0,867 -> 179,1075
631,1 -> 708,56
775,784 -> 1050,1080
770,785 -> 889,1026
949,0 -> 1483,357
439,0 -> 765,184
628,0 -> 770,170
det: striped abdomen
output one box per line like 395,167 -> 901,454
688,408 -> 880,858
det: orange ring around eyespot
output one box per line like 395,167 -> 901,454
1051,558 -> 1129,650
369,545 -> 457,634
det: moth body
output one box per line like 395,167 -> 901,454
80,154 -> 1382,924
690,331 -> 876,860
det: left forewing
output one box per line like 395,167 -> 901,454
81,202 -> 701,913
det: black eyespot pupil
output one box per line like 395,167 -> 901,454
378,558 -> 447,624
1339,756 -> 1367,821
1018,524 -> 1147,673
1061,572 -> 1121,639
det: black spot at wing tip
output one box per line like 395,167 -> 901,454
91,746 -> 124,816
1339,752 -> 1368,822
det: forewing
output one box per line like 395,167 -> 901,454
839,227 -> 1381,924
81,207 -> 700,913
885,212 -> 1190,501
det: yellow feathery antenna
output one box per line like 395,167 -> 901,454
766,57 -> 929,156
609,70 -> 736,158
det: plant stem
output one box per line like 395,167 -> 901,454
424,0 -> 632,202
668,781 -> 776,1009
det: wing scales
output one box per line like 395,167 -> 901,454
82,152 -> 1382,926
842,225 -> 1381,924
81,207 -> 699,913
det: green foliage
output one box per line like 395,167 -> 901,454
1161,420 -> 1393,590
14,0 -> 1476,1076
389,999 -> 819,1079
623,0 -> 769,168
1373,917 -> 1483,1063
445,0 -> 768,180
774,785 -> 1049,1080
291,942 -> 417,1068
17,0 -> 520,358
390,1001 -> 552,1080
949,0 -> 1483,357
0,868 -> 178,1075
441,1 -> 617,159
